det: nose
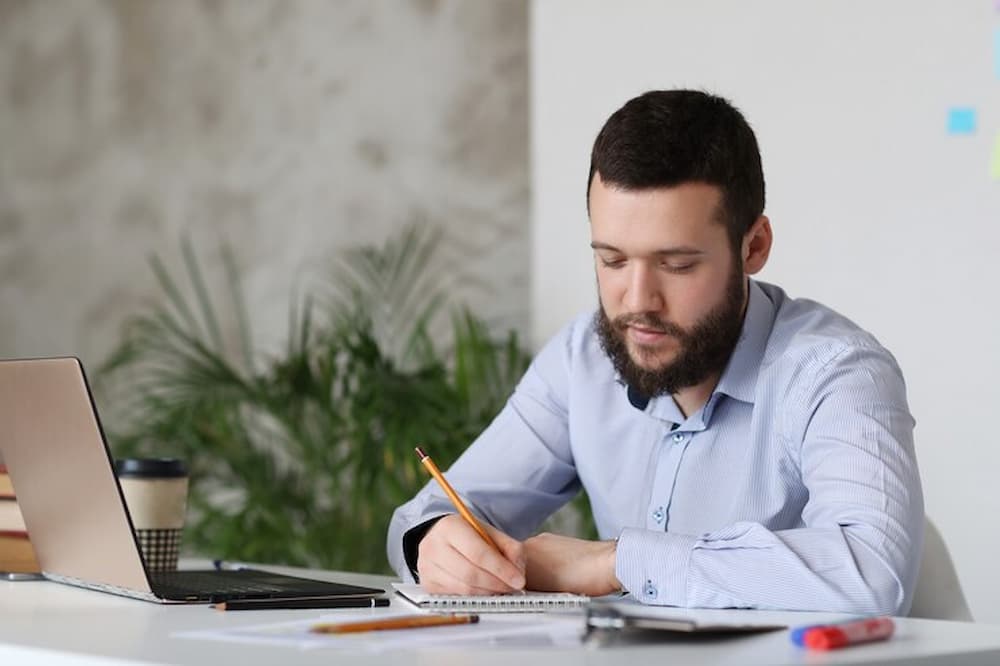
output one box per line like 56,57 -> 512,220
623,263 -> 663,313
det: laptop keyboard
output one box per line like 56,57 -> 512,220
149,569 -> 380,601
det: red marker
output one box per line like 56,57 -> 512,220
800,617 -> 895,650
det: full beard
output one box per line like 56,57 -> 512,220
595,264 -> 747,400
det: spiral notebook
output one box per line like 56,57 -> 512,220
393,583 -> 590,613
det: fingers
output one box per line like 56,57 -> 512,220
417,515 -> 525,594
483,525 -> 525,572
422,542 -> 514,595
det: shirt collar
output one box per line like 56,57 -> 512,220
712,278 -> 775,405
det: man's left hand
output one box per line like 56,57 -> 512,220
523,532 -> 621,596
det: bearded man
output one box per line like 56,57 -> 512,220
387,90 -> 923,615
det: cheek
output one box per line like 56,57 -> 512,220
667,291 -> 707,325
663,272 -> 730,324
595,269 -> 625,311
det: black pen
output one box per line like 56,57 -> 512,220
214,596 -> 391,611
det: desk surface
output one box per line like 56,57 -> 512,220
2,564 -> 999,666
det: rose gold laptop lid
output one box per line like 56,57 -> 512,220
0,357 -> 152,595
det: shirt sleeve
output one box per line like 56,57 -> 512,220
614,342 -> 924,615
386,320 -> 582,581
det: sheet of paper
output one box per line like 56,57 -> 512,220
174,610 -> 584,653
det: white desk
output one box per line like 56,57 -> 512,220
1,565 -> 999,666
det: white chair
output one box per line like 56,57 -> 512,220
909,517 -> 973,621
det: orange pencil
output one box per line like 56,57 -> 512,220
310,613 -> 479,634
414,446 -> 500,551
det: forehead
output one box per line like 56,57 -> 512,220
588,177 -> 728,252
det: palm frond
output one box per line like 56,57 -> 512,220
180,237 -> 224,352
96,225 -> 590,573
221,245 -> 254,372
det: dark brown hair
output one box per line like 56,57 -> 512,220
588,90 -> 765,250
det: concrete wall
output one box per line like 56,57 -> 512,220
0,0 -> 529,366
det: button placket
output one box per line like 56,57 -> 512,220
646,427 -> 692,531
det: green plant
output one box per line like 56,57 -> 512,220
97,225 -> 592,574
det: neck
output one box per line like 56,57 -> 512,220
672,371 -> 722,419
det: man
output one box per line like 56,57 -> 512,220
387,90 -> 923,614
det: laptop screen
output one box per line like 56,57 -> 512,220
0,357 -> 153,593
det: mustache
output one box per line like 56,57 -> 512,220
612,312 -> 687,338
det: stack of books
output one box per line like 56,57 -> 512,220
0,464 -> 40,573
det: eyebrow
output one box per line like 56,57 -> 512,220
589,241 -> 706,257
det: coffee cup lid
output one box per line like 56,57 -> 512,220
115,458 -> 188,479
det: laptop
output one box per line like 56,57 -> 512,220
0,356 -> 385,604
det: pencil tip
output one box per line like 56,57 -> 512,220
415,446 -> 427,458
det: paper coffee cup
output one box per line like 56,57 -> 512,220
116,458 -> 189,572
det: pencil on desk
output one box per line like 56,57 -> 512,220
311,613 -> 479,634
414,446 -> 499,551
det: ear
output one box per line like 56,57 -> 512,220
742,216 -> 772,275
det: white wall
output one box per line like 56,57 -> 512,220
532,0 -> 1000,621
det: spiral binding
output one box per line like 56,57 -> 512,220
424,592 -> 589,612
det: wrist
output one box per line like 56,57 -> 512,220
404,515 -> 449,581
604,537 -> 622,593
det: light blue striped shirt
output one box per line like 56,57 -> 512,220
388,280 -> 924,614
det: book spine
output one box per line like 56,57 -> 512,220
0,469 -> 14,499
0,529 -> 29,538
0,498 -> 27,532
0,529 -> 40,573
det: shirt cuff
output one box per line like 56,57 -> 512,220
401,515 -> 449,581
615,527 -> 698,606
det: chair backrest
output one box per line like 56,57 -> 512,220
909,517 -> 973,621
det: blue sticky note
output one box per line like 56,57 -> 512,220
947,108 -> 976,135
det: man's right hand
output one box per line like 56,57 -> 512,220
416,514 -> 526,594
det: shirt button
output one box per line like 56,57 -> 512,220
672,433 -> 684,443
652,507 -> 665,524
642,580 -> 658,599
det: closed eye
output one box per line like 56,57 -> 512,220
600,257 -> 626,269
